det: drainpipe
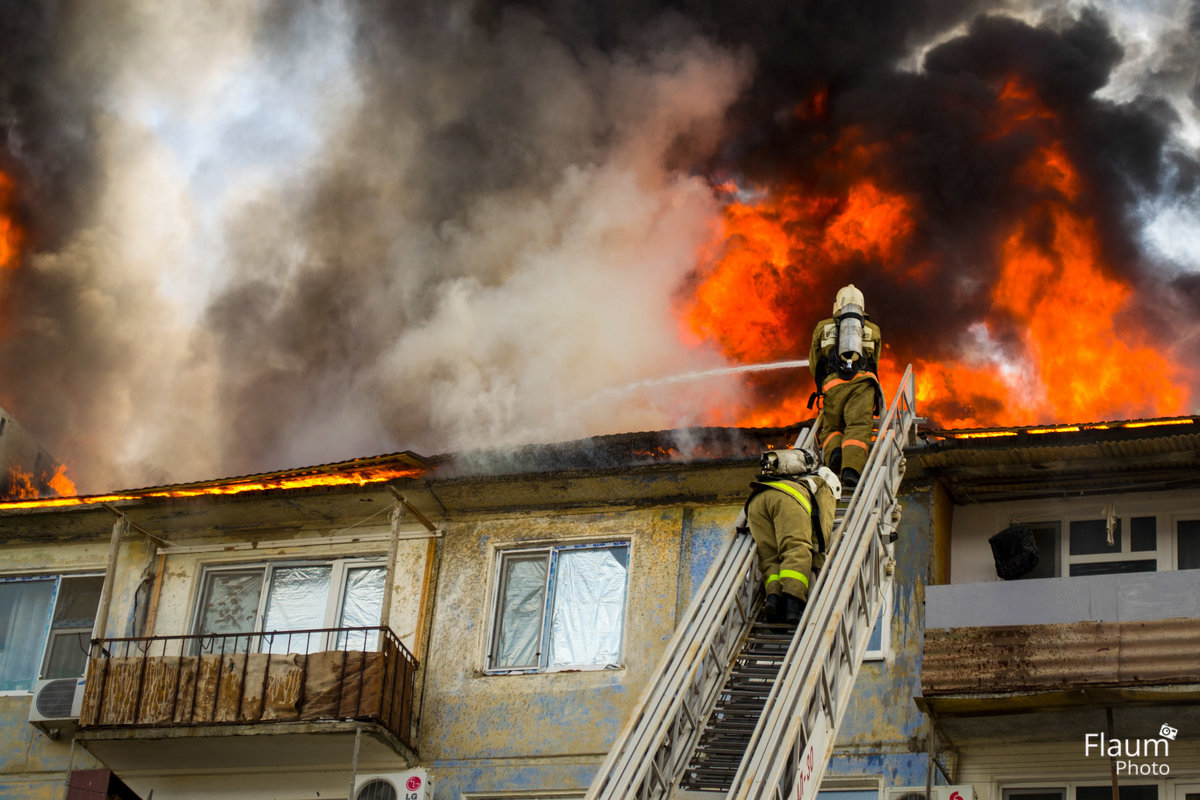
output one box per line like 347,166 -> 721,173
348,725 -> 363,800
1108,707 -> 1119,800
379,500 -> 405,638
92,515 -> 129,646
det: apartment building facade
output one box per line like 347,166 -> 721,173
0,418 -> 1196,800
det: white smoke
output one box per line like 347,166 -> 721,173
12,2 -> 754,491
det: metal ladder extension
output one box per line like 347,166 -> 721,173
584,365 -> 917,800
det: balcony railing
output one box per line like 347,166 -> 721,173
80,626 -> 417,751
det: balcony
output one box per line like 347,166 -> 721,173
75,627 -> 418,771
919,571 -> 1200,743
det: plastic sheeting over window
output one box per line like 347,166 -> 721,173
548,546 -> 628,669
492,555 -> 547,669
488,542 -> 629,672
337,566 -> 386,650
194,560 -> 385,654
263,566 -> 331,653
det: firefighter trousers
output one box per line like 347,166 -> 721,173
820,377 -> 876,474
747,489 -> 816,602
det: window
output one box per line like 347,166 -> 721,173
863,581 -> 891,660
487,542 -> 629,673
193,559 -> 385,653
1003,786 -> 1156,800
1008,521 -> 1061,580
1000,513 -> 1181,578
1178,519 -> 1200,570
0,574 -> 103,691
1067,517 -> 1157,576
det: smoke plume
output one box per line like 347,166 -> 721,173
0,0 -> 1196,492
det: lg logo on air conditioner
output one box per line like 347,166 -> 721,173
1084,725 -> 1176,776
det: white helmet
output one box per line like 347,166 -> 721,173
817,466 -> 842,500
833,284 -> 865,317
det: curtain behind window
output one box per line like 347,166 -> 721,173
0,580 -> 55,691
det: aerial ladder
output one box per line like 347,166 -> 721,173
585,365 -> 917,800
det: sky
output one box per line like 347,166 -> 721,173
0,0 -> 1197,494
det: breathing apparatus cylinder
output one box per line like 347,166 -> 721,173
760,447 -> 818,476
832,284 -> 867,371
837,304 -> 865,363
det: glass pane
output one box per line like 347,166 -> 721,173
547,545 -> 629,669
43,630 -> 91,679
1076,785 -> 1156,800
1069,559 -> 1156,577
1130,516 -> 1157,552
52,576 -> 104,627
336,566 -> 385,650
1015,522 -> 1060,580
0,579 -> 55,691
262,566 -> 331,654
42,575 -> 104,679
817,791 -> 877,800
1179,520 -> 1200,570
491,553 -> 548,670
1002,791 -> 1064,800
1070,519 -> 1120,555
867,604 -> 884,652
196,570 -> 263,653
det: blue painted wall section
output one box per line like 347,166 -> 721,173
825,484 -> 934,789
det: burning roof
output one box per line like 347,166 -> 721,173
0,4 -> 1196,495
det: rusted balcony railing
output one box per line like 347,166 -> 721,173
80,626 -> 417,751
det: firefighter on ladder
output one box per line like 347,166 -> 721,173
809,284 -> 883,492
742,447 -> 840,625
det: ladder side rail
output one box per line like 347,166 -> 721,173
729,366 -> 916,800
586,421 -> 821,800
589,534 -> 757,800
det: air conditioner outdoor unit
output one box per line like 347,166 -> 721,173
28,677 -> 86,732
354,769 -> 430,800
888,786 -> 975,800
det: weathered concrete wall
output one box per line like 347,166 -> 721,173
420,506 -> 691,799
826,484 -> 934,788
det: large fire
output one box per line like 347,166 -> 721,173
0,171 -> 19,271
0,463 -> 424,510
682,78 -> 1191,429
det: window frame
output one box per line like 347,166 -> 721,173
997,511 -> 1180,579
484,540 -> 631,675
862,579 -> 892,661
1001,783 -> 1161,800
0,571 -> 104,695
190,556 -> 387,653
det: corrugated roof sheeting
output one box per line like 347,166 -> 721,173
923,618 -> 1200,696
909,417 -> 1200,502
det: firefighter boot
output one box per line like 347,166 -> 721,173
784,594 -> 806,625
840,467 -> 860,492
763,593 -> 784,624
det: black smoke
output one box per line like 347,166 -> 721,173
0,0 -> 1196,491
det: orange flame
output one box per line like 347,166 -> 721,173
47,463 -> 77,497
681,80 -> 1191,429
0,171 -> 20,271
0,464 -> 424,510
5,466 -> 38,500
